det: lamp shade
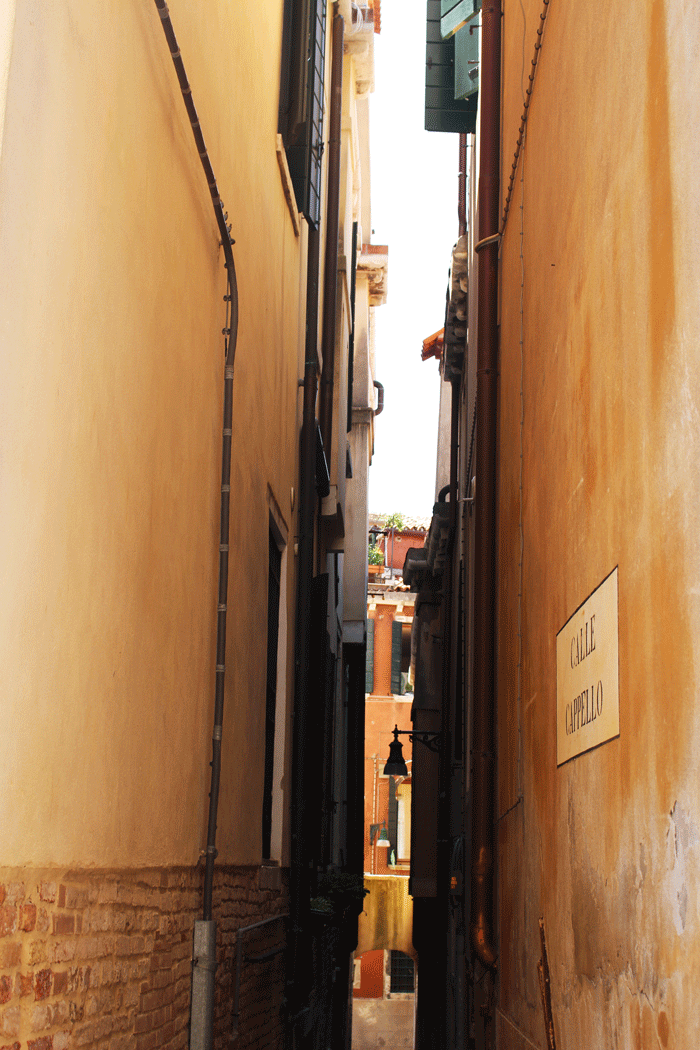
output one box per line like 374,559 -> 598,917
376,824 -> 391,848
383,726 -> 409,777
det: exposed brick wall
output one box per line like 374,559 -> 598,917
0,867 -> 288,1050
212,870 -> 288,1050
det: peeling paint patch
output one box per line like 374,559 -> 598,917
667,801 -> 698,936
638,842 -> 647,886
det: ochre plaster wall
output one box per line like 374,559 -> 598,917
356,876 -> 414,961
0,0 -> 302,869
495,1 -> 700,1046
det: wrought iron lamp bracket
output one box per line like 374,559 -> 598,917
405,730 -> 442,753
391,725 -> 442,753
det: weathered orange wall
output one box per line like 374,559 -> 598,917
493,1 -> 700,1046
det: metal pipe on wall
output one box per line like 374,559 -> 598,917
151,0 -> 239,930
470,0 -> 501,970
151,6 -> 240,1049
318,7 -> 345,461
288,224 -> 321,1028
458,133 -> 467,238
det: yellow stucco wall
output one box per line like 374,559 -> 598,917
357,875 -> 415,962
0,1 -> 303,868
495,1 -> 700,1045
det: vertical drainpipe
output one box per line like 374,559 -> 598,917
439,374 -> 460,1050
289,223 -> 321,1031
453,132 -> 467,1050
470,0 -> 501,970
318,6 -> 344,464
288,10 -> 344,1033
458,133 -> 467,238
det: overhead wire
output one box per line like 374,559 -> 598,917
499,0 -> 552,238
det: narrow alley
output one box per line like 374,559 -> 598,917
0,2 -> 698,1050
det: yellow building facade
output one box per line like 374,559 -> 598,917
0,2 -> 383,1048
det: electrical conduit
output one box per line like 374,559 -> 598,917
152,4 -> 239,1048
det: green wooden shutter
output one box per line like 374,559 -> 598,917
440,0 -> 479,40
391,620 -> 403,695
425,0 -> 478,134
365,619 -> 374,695
454,20 -> 479,99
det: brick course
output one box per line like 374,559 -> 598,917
0,868 -> 288,1050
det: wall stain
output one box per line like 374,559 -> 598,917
657,1009 -> 670,1047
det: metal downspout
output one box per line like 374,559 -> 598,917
288,224 -> 321,1033
443,375 -> 460,1048
288,15 -> 346,1036
318,7 -> 344,460
458,133 -> 468,238
470,0 -> 501,970
151,4 -> 240,1048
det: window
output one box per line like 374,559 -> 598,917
278,0 -> 327,227
391,620 -> 402,695
262,528 -> 283,860
365,618 -> 374,694
425,0 -> 478,133
391,620 -> 413,695
387,778 -> 411,866
396,781 -> 411,862
389,951 -> 415,994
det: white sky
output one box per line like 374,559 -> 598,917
367,0 -> 459,519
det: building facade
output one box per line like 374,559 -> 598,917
353,573 -> 418,1050
0,3 -> 384,1049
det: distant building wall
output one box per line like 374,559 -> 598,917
352,943 -> 416,1050
376,531 -> 427,573
356,877 -> 414,961
365,597 -> 415,876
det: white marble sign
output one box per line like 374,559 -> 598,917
557,568 -> 620,765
